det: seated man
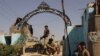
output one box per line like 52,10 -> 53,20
47,38 -> 56,55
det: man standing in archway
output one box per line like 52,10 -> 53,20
40,25 -> 50,40
40,25 -> 50,47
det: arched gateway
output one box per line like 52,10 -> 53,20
19,1 -> 71,56
20,2 -> 71,27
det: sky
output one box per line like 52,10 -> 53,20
0,0 -> 95,40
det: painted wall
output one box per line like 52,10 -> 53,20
66,26 -> 84,56
0,33 -> 23,45
82,9 -> 89,46
0,34 -> 6,44
11,33 -> 21,45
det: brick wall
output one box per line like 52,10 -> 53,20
93,42 -> 100,56
92,15 -> 100,56
95,15 -> 100,31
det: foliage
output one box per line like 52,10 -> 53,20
0,44 -> 23,56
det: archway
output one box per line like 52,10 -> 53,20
20,2 -> 71,26
20,1 -> 72,56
